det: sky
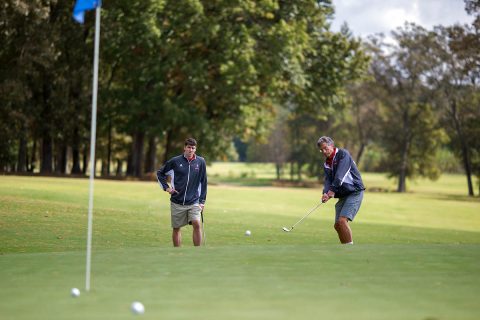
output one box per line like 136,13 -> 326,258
330,0 -> 474,38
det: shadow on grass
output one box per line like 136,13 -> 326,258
417,193 -> 480,203
209,177 -> 322,188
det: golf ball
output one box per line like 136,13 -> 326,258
131,301 -> 145,315
70,288 -> 80,298
245,230 -> 251,236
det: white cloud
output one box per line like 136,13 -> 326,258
331,0 -> 473,37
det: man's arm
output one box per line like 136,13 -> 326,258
323,166 -> 331,195
330,150 -> 353,193
156,159 -> 174,191
199,160 -> 207,206
322,165 -> 333,202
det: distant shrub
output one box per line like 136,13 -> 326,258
358,147 -> 384,172
436,148 -> 462,173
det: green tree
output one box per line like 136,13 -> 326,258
368,25 -> 446,192
426,23 -> 480,196
287,25 -> 369,180
1,1 -> 94,174
98,0 -> 365,177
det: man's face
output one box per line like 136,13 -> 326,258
318,142 -> 334,158
184,144 -> 196,158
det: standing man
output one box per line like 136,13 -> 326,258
157,138 -> 207,247
317,136 -> 365,244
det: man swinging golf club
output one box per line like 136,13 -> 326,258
317,136 -> 365,244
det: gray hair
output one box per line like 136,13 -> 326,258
317,136 -> 334,147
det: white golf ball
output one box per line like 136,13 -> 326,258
245,230 -> 251,236
70,288 -> 80,298
131,301 -> 145,315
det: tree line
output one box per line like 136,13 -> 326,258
234,1 -> 480,196
1,0 -> 479,196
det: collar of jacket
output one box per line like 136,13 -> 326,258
183,154 -> 197,162
325,148 -> 337,167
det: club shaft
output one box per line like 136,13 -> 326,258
201,210 -> 206,245
290,202 -> 322,229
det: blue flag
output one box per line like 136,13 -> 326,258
73,0 -> 101,24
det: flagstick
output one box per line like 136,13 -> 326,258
86,6 -> 101,292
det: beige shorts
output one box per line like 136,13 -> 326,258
170,202 -> 202,228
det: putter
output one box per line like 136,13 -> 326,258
282,202 -> 323,232
201,209 -> 206,246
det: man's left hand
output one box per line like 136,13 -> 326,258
327,190 -> 335,199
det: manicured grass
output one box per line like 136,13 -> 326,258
1,171 -> 479,319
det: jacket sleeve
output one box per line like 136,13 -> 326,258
199,160 -> 207,204
156,159 -> 174,191
330,150 -> 353,193
323,166 -> 331,194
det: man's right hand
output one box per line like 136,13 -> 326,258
166,187 -> 179,194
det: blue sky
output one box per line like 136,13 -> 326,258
330,0 -> 474,37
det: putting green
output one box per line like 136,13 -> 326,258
1,174 -> 479,319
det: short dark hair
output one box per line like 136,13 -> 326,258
185,138 -> 197,146
317,136 -> 334,147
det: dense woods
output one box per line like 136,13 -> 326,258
1,0 -> 479,195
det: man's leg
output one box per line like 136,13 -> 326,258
172,228 -> 182,247
191,220 -> 202,246
334,216 -> 353,244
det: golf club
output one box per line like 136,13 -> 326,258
282,201 -> 323,232
201,209 -> 206,246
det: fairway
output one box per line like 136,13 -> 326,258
1,173 -> 480,319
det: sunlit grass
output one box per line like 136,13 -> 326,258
1,172 -> 479,320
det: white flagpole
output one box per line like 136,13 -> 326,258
86,5 -> 101,292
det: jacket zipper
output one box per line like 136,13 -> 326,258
182,158 -> 192,205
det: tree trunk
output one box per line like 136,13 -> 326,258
71,126 -> 82,174
144,135 -> 157,173
356,143 -> 366,167
107,119 -> 112,175
397,110 -> 410,193
451,101 -> 474,196
116,159 -> 123,176
297,162 -> 302,181
101,159 -> 107,176
397,158 -> 408,193
133,131 -> 145,177
41,135 -> 53,173
56,143 -> 67,174
126,147 -> 134,176
163,129 -> 174,164
275,162 -> 281,180
290,161 -> 294,181
39,73 -> 54,174
355,105 -> 366,167
17,135 -> 27,172
127,131 -> 146,177
82,144 -> 88,174
28,139 -> 37,172
458,138 -> 473,196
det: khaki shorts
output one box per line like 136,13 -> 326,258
170,202 -> 202,228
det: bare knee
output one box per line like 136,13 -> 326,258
334,222 -> 341,232
338,217 -> 349,225
334,218 -> 348,230
191,220 -> 201,230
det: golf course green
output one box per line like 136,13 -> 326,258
1,169 -> 479,319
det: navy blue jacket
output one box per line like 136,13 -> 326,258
323,148 -> 365,198
157,154 -> 207,205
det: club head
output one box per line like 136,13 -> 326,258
282,227 -> 292,232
